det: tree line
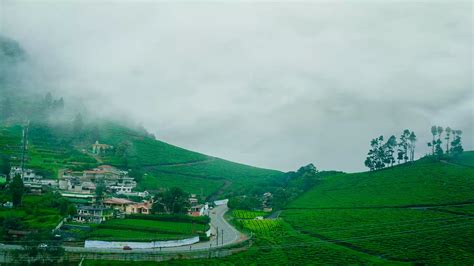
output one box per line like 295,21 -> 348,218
427,126 -> 463,157
364,126 -> 464,171
364,129 -> 417,171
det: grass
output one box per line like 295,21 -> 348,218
88,229 -> 191,242
100,219 -> 208,234
88,218 -> 207,242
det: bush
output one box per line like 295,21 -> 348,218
198,232 -> 210,242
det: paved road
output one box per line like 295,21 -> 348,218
0,204 -> 245,254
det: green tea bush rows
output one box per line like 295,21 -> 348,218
283,208 -> 474,264
232,210 -> 266,219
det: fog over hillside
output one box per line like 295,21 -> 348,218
0,1 -> 472,172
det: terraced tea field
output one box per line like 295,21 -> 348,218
283,208 -> 474,264
239,219 -> 282,235
232,210 -> 266,219
282,156 -> 474,264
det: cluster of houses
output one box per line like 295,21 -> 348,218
59,165 -> 138,196
9,166 -> 58,193
8,164 -> 207,224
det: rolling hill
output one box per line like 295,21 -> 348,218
0,121 -> 284,198
281,152 -> 474,264
162,152 -> 474,265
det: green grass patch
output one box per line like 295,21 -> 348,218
88,228 -> 191,242
88,218 -> 207,242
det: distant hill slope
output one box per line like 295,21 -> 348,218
0,122 -> 283,197
97,122 -> 283,196
288,153 -> 474,209
281,152 -> 474,264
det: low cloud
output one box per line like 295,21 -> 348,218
1,0 -> 472,171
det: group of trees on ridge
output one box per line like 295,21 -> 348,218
365,126 -> 464,171
427,126 -> 463,157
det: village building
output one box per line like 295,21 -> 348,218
91,141 -> 113,155
9,166 -> 58,192
103,197 -> 134,212
188,203 -> 209,217
125,201 -> 152,215
73,205 -> 113,224
189,194 -> 198,205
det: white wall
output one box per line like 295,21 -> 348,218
84,236 -> 200,249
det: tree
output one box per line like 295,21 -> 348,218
383,135 -> 397,167
1,155 -> 10,179
408,131 -> 417,161
450,130 -> 463,156
397,130 -> 410,164
10,174 -> 24,207
437,126 -> 444,142
365,136 -> 385,171
152,187 -> 190,214
435,139 -> 444,157
428,125 -> 437,155
445,127 -> 452,154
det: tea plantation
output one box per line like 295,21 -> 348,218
281,154 -> 474,264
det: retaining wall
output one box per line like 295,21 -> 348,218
84,236 -> 200,249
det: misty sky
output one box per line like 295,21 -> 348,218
1,0 -> 472,172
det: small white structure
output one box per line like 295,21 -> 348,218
214,199 -> 229,206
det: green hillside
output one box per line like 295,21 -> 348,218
93,122 -> 283,196
0,121 -> 283,197
280,153 -> 474,264
288,154 -> 474,209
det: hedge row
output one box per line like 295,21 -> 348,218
127,214 -> 210,225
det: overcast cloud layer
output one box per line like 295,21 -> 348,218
1,1 -> 472,172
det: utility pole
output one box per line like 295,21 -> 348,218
216,226 -> 219,246
221,229 -> 224,246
